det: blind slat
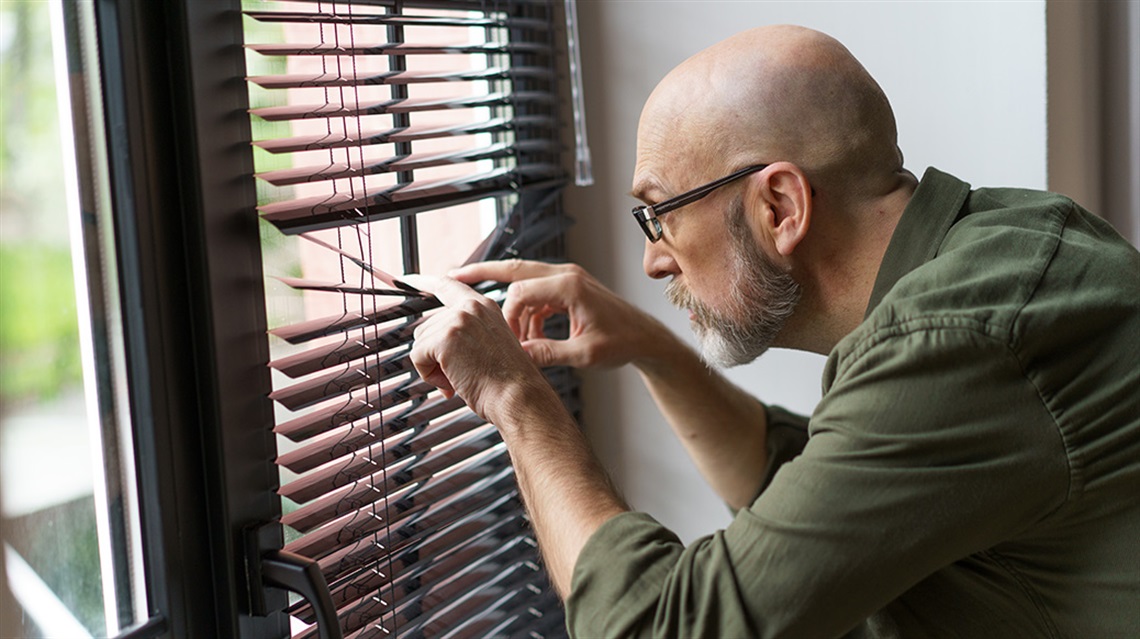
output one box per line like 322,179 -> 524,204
274,378 -> 436,444
291,514 -> 531,623
275,277 -> 416,297
245,10 -> 549,31
288,507 -> 529,623
313,474 -> 519,583
258,139 -> 559,187
247,41 -> 550,58
268,297 -> 437,345
269,322 -> 417,379
259,164 -> 563,231
281,425 -> 502,531
268,350 -> 415,412
332,561 -> 541,639
248,65 -> 552,90
252,115 -> 554,155
386,565 -> 545,639
249,91 -> 554,122
329,537 -> 536,637
277,401 -> 479,475
264,0 -> 551,9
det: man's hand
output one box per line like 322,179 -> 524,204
451,260 -> 670,370
402,274 -> 558,426
402,273 -> 628,597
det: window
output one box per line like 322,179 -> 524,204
244,1 -> 574,636
1,2 -> 146,635
6,0 -> 580,637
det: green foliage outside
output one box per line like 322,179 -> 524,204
1,1 -> 83,407
0,244 -> 82,404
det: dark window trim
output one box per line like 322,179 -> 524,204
92,1 -> 284,636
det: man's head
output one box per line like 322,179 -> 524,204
633,25 -> 913,362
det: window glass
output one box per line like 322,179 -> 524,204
1,1 -> 145,636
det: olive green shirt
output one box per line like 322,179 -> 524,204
567,168 -> 1140,638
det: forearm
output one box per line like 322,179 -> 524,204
635,329 -> 770,510
492,378 -> 628,597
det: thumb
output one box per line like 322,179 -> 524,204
521,338 -> 579,368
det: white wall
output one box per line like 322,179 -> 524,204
564,0 -> 1047,543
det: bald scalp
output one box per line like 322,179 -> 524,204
639,26 -> 903,205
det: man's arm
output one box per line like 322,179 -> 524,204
451,260 -> 772,509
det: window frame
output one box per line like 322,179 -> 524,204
84,0 -> 283,636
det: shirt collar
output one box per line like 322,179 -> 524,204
863,167 -> 972,319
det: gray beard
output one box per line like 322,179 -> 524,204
665,198 -> 801,368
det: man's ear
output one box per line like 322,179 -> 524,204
755,162 -> 812,256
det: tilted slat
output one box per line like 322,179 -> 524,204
252,116 -> 547,155
281,424 -> 500,531
257,139 -> 559,187
269,322 -> 417,379
243,10 -> 547,30
249,90 -> 554,123
269,296 -> 437,345
289,507 -> 531,624
247,65 -> 551,90
259,164 -> 564,232
268,349 -> 415,412
274,377 -> 434,442
328,535 -> 536,637
288,514 -> 531,623
311,473 -> 519,584
244,10 -> 549,31
277,398 -> 477,474
247,41 -> 550,58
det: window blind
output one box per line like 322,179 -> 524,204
243,1 -> 574,637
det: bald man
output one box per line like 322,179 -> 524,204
406,26 -> 1140,638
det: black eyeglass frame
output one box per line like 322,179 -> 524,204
631,163 -> 769,242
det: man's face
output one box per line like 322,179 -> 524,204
664,196 -> 801,367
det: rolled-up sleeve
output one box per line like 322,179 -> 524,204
566,327 -> 1070,638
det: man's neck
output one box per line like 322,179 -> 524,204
781,171 -> 917,355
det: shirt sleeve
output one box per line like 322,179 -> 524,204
750,403 -> 811,505
567,326 -> 1070,638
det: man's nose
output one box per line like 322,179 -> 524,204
643,236 -> 678,280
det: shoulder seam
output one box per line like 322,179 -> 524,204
1007,201 -> 1072,346
836,315 -> 1004,380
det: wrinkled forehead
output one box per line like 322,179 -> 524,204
632,84 -> 732,199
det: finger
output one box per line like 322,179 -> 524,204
503,274 -> 578,313
501,278 -> 569,336
400,274 -> 482,307
522,338 -> 583,368
514,304 -> 532,341
529,311 -> 546,341
409,335 -> 455,398
450,259 -> 570,285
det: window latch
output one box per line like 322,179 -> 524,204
245,524 -> 343,639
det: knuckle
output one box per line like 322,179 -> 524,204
562,262 -> 585,277
458,298 -> 486,317
529,342 -> 551,365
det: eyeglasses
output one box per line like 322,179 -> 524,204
631,164 -> 768,242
